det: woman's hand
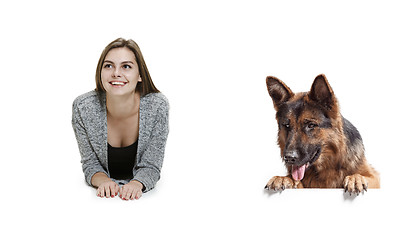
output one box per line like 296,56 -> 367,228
92,172 -> 120,198
119,180 -> 143,200
97,180 -> 120,198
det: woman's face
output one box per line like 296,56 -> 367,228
101,47 -> 141,96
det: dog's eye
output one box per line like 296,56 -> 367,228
307,123 -> 318,129
282,122 -> 290,129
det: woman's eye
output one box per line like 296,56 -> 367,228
122,64 -> 132,69
103,64 -> 112,69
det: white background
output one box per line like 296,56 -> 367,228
1,0 -> 419,239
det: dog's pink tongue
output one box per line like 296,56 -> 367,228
292,165 -> 306,181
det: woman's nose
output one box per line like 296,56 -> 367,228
112,68 -> 121,78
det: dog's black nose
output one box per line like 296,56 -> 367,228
284,150 -> 299,164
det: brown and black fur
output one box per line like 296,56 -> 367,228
264,74 -> 380,195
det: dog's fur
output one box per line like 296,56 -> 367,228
264,74 -> 379,195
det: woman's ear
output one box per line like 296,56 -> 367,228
138,76 -> 142,82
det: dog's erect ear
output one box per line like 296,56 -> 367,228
266,76 -> 294,111
309,74 -> 335,109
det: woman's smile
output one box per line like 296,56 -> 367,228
109,81 -> 128,87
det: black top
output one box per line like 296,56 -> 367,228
108,140 -> 138,180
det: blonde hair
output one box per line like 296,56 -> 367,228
95,38 -> 159,96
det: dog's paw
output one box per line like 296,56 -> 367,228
265,176 -> 295,191
343,174 -> 368,196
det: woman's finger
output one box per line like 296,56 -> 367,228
118,186 -> 122,199
111,183 -> 119,198
120,186 -> 127,200
98,186 -> 104,198
135,189 -> 142,200
127,186 -> 135,200
105,184 -> 111,198
128,188 -> 137,200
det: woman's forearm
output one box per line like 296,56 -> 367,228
91,172 -> 112,188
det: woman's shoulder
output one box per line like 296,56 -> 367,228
142,92 -> 169,109
72,91 -> 106,123
73,90 -> 105,108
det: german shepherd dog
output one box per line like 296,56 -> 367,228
264,74 -> 380,195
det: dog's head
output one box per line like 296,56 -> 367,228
266,74 -> 342,181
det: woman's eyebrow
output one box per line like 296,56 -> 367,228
103,60 -> 134,64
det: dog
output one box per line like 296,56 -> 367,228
264,74 -> 380,195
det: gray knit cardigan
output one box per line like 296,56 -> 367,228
72,90 -> 169,192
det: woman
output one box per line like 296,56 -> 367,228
72,38 -> 169,200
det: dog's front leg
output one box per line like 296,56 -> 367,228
343,174 -> 368,195
344,173 -> 380,195
265,176 -> 303,191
